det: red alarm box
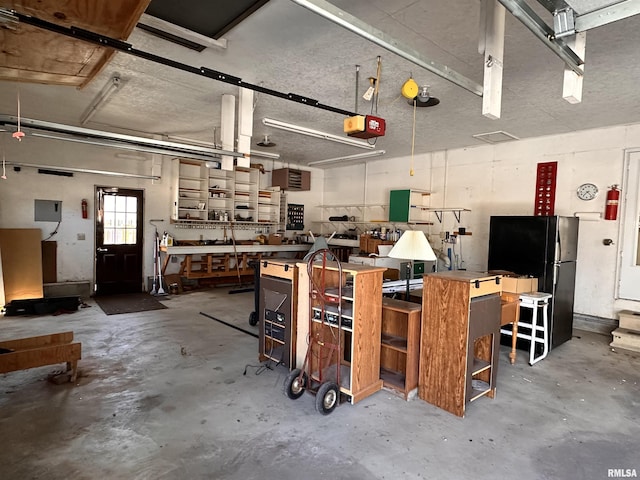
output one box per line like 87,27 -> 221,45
344,115 -> 386,139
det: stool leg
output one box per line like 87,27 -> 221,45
509,304 -> 521,364
529,302 -> 538,365
540,301 -> 549,361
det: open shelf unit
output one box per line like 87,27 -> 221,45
380,297 -> 422,400
171,159 -> 280,228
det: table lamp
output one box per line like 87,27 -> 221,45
388,230 -> 437,301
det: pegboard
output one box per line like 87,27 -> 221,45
534,161 -> 557,216
286,203 -> 304,230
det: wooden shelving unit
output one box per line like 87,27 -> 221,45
299,261 -> 386,404
419,271 -> 502,417
171,159 -> 280,227
380,297 -> 422,400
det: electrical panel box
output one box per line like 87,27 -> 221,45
34,200 -> 62,222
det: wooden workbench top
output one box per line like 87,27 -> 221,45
162,244 -> 309,255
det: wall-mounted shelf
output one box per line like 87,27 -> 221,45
171,159 -> 280,229
426,208 -> 471,223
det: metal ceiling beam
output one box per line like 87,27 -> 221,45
290,0 -> 484,97
575,0 -> 640,31
496,0 -> 584,75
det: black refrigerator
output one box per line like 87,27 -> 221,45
487,215 -> 579,349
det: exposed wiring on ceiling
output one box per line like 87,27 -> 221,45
44,220 -> 61,241
355,64 -> 360,113
410,99 -> 417,176
12,89 -> 25,141
370,55 -> 382,116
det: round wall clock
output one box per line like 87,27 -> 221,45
577,183 -> 599,201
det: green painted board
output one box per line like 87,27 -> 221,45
389,190 -> 410,222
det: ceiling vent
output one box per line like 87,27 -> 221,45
472,130 -> 520,144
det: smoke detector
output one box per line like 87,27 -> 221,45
256,134 -> 276,147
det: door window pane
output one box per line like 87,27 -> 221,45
103,194 -> 138,245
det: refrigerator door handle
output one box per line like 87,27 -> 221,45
553,262 -> 559,287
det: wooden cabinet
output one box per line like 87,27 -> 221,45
298,262 -> 386,404
272,168 -> 311,191
380,297 -> 421,400
419,271 -> 502,417
259,259 -> 299,369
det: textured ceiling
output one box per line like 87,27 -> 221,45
1,0 -> 639,168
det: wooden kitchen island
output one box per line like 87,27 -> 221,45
160,244 -> 309,279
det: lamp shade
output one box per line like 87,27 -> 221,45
388,230 -> 436,261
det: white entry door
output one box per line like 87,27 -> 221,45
618,150 -> 640,300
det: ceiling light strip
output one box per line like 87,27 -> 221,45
290,0 -> 484,97
7,161 -> 159,180
0,115 -> 243,161
308,149 -> 385,166
80,74 -> 121,125
262,118 -> 374,149
250,149 -> 281,160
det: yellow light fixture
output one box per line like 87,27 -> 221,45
401,77 -> 419,99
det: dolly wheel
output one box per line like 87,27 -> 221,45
315,382 -> 339,415
285,368 -> 307,400
248,311 -> 258,326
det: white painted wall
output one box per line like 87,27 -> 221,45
0,136 -> 324,289
3,120 -> 639,321
321,123 -> 640,321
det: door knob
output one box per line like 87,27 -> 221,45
97,247 -> 108,252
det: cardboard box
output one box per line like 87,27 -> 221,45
268,234 -> 283,245
501,276 -> 538,294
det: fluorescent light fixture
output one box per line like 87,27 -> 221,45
115,153 -> 149,161
262,118 -> 375,149
7,161 -> 159,180
138,13 -> 227,49
30,132 -> 224,162
308,149 -> 385,166
80,75 -> 122,125
0,115 -> 245,162
250,149 -> 281,160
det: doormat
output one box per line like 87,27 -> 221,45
94,293 -> 167,315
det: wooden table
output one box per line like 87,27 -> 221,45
160,244 -> 309,279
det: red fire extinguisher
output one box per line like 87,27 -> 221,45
81,199 -> 88,219
604,185 -> 620,221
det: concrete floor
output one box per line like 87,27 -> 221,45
1,287 -> 639,480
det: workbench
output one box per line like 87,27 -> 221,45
160,244 -> 309,279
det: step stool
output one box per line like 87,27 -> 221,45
500,292 -> 552,365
